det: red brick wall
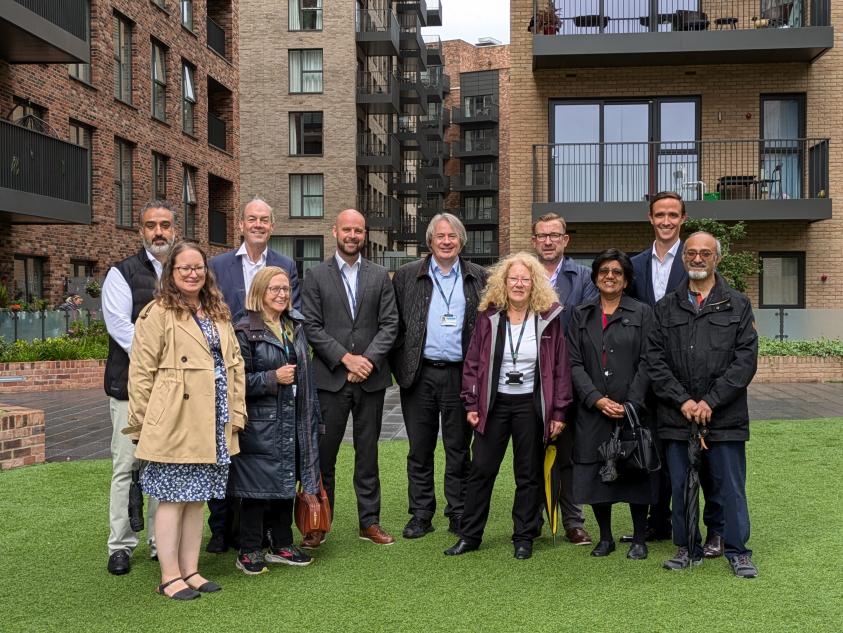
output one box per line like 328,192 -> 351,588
0,405 -> 45,469
0,360 -> 106,393
755,356 -> 843,383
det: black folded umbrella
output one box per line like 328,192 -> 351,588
598,429 -> 622,483
683,422 -> 709,565
128,468 -> 145,533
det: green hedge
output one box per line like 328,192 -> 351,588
759,337 -> 843,358
0,335 -> 109,362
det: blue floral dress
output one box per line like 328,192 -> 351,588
141,314 -> 231,502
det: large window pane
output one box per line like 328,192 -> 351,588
760,253 -> 803,307
290,174 -> 324,217
603,104 -> 648,202
763,97 -> 803,198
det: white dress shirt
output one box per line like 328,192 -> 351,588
236,242 -> 268,296
335,251 -> 362,319
498,315 -> 537,395
548,258 -> 565,288
651,239 -> 681,303
101,250 -> 164,354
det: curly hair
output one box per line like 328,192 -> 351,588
478,252 -> 559,313
156,241 -> 231,321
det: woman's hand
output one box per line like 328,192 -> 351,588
549,420 -> 566,440
596,397 -> 625,419
466,412 -> 480,428
275,364 -> 296,385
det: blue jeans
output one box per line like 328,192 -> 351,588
665,440 -> 752,559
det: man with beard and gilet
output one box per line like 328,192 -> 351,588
102,200 -> 176,575
647,232 -> 759,578
301,209 -> 399,547
391,213 -> 488,540
530,212 -> 595,546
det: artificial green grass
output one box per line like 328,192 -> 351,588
1,419 -> 842,633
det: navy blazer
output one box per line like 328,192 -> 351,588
630,240 -> 687,307
209,248 -> 300,321
553,257 -> 598,333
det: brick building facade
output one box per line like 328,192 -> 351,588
0,0 -> 239,305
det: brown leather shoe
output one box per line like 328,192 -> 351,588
565,527 -> 592,546
359,524 -> 395,545
703,533 -> 723,558
301,530 -> 326,550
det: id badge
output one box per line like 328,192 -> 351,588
214,365 -> 224,381
441,313 -> 457,327
292,384 -> 297,398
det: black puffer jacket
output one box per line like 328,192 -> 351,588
230,310 -> 321,499
390,255 -> 488,389
647,274 -> 758,442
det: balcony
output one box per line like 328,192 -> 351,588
452,137 -> 499,158
207,17 -> 226,58
395,212 -> 420,242
208,113 -> 227,151
0,0 -> 89,63
0,119 -> 90,224
357,70 -> 400,114
424,34 -> 443,64
396,0 -> 428,26
452,102 -> 499,125
457,206 -> 500,225
428,139 -> 450,160
397,115 -> 423,149
399,70 -> 427,114
532,0 -> 833,69
357,133 -> 401,172
452,170 -> 499,192
420,66 -> 448,102
356,7 -> 400,57
531,139 -> 831,222
462,254 -> 499,268
358,194 -> 399,230
420,156 -> 444,177
424,174 -> 448,195
398,11 -> 428,67
427,0 -> 443,26
207,77 -> 233,153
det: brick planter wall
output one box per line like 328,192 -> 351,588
755,356 -> 843,383
0,404 -> 45,469
0,360 -> 105,393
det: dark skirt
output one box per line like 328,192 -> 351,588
572,462 -> 659,505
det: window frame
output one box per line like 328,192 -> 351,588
114,137 -> 133,228
289,173 -> 324,218
113,13 -> 133,104
182,164 -> 198,238
151,39 -> 168,122
153,152 -> 169,200
182,60 -> 197,135
288,0 -> 323,31
288,111 -> 324,156
288,49 -> 323,94
759,251 -> 806,309
269,235 -> 324,278
181,0 -> 194,31
13,255 -> 45,303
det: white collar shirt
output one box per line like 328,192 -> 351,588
651,239 -> 681,303
335,251 -> 362,318
236,242 -> 268,296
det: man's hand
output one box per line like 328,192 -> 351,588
342,353 -> 373,381
596,397 -> 625,419
467,412 -> 480,428
275,364 -> 296,385
549,420 -> 565,440
695,400 -> 713,425
681,399 -> 698,422
347,372 -> 364,384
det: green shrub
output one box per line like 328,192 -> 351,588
758,337 -> 843,357
66,319 -> 107,339
0,334 -> 109,362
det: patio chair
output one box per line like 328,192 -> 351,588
672,10 -> 710,31
573,14 -> 610,30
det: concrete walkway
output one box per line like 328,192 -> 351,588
2,383 -> 841,462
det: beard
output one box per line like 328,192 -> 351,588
144,235 -> 175,256
337,238 -> 362,257
688,269 -> 709,280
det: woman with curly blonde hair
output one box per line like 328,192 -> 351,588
446,253 -> 573,560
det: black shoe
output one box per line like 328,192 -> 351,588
205,532 -> 228,554
107,549 -> 131,575
402,516 -> 435,539
444,539 -> 479,556
448,515 -> 462,535
590,540 -> 616,557
626,542 -> 648,560
514,543 -> 532,560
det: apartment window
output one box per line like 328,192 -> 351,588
464,162 -> 496,186
761,94 -> 806,200
181,0 -> 194,31
182,61 -> 197,134
150,41 -> 167,121
289,112 -> 323,155
71,260 -> 96,278
289,174 -> 324,217
113,14 -> 132,104
183,165 -> 197,238
13,255 -> 44,303
152,0 -> 167,8
115,138 -> 133,227
289,0 -> 323,30
153,152 -> 168,199
462,94 -> 494,118
269,236 -> 324,278
69,60 -> 91,83
464,196 -> 495,220
465,129 -> 493,152
569,253 -> 599,269
289,49 -> 323,93
465,230 -> 496,255
11,98 -> 46,130
760,252 -> 805,308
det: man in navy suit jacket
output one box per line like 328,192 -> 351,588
204,196 -> 300,553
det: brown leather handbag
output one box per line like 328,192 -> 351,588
294,478 -> 332,535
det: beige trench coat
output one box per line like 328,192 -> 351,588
123,300 -> 246,463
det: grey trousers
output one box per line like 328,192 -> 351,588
108,398 -> 158,556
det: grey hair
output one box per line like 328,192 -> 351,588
138,200 -> 177,226
425,212 -> 466,250
242,196 -> 276,224
684,231 -> 722,258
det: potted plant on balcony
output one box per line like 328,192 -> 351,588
535,1 -> 561,34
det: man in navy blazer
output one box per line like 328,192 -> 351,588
204,196 -> 300,553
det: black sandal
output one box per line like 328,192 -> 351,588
156,577 -> 201,600
183,572 -> 222,593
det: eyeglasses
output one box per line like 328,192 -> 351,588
507,277 -> 532,286
267,285 -> 291,296
597,267 -> 624,278
683,249 -> 715,260
533,233 -> 565,242
174,265 -> 206,276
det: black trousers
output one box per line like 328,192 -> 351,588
460,393 -> 545,547
207,496 -> 239,544
400,362 -> 472,521
318,383 -> 385,529
239,498 -> 293,553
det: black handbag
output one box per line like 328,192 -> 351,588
616,403 -> 661,475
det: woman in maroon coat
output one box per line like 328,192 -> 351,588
445,253 -> 573,560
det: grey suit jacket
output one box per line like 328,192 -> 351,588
302,256 -> 399,393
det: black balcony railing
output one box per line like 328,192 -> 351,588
453,170 -> 499,191
452,102 -> 499,125
14,0 -> 89,40
209,209 -> 227,244
533,139 -> 830,204
357,7 -> 399,33
424,34 -> 443,61
208,113 -> 227,151
0,118 -> 90,205
531,0 -> 830,35
453,137 -> 499,157
358,69 -> 397,95
358,194 -> 398,229
207,17 -> 226,58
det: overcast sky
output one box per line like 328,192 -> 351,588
422,0 -> 510,45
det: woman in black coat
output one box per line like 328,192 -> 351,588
231,266 -> 321,575
567,249 -> 658,560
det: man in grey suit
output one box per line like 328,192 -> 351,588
302,208 -> 399,547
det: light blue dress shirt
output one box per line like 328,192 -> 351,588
423,259 -> 465,362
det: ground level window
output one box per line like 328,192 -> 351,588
759,251 -> 805,308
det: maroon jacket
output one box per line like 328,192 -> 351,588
461,303 -> 573,442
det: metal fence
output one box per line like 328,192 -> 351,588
14,0 -> 89,39
207,17 -> 226,57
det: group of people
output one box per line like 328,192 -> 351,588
102,190 -> 759,601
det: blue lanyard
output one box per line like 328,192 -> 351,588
432,269 -> 458,313
341,266 -> 359,316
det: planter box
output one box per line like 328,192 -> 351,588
0,404 -> 45,469
755,356 -> 843,383
0,359 -> 105,393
